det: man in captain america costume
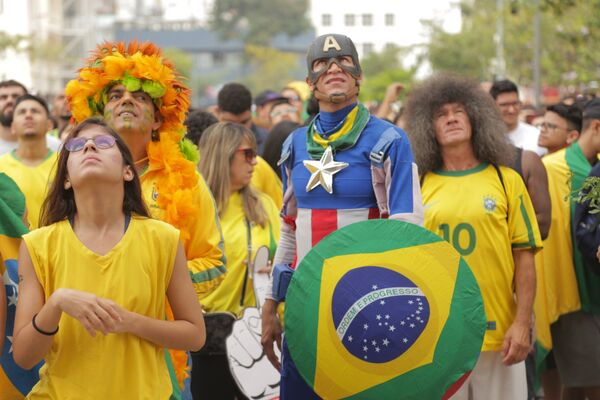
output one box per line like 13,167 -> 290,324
260,33 -> 424,398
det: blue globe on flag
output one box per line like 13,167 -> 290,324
332,266 -> 430,363
285,219 -> 486,399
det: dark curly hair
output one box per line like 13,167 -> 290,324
184,109 -> 218,146
217,83 -> 252,114
404,72 -> 515,175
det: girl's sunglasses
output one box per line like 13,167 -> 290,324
236,147 -> 257,163
65,135 -> 117,152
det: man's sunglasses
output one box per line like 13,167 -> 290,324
65,135 -> 117,152
236,147 -> 257,163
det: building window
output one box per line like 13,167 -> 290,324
322,14 -> 331,26
363,43 -> 374,56
362,14 -> 373,26
385,13 -> 394,26
345,14 -> 355,26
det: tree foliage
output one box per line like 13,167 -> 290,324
241,44 -> 302,94
163,47 -> 193,80
359,45 -> 418,102
424,0 -> 600,88
0,32 -> 27,53
208,0 -> 311,46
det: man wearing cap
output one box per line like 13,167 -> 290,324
541,99 -> 600,400
254,90 -> 288,130
261,33 -> 423,398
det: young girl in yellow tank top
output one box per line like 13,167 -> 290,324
12,118 -> 206,399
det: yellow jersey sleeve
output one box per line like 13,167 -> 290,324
251,156 -> 283,210
183,173 -> 227,300
142,171 -> 226,301
501,166 -> 543,251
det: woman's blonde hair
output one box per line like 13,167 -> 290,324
198,122 -> 268,226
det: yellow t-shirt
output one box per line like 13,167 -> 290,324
141,169 -> 225,301
422,163 -> 542,352
0,150 -> 57,229
202,191 -> 280,316
23,217 -> 179,400
251,156 -> 283,211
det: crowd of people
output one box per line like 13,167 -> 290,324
0,32 -> 599,400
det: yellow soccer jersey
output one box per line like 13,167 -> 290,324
251,156 -> 283,210
0,150 -> 57,229
24,217 -> 178,399
422,163 -> 542,352
141,169 -> 225,301
202,191 -> 280,316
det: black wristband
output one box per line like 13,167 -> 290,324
32,313 -> 59,336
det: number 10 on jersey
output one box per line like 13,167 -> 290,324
438,223 -> 476,256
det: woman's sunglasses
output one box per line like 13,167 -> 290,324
65,135 -> 117,152
236,147 -> 257,163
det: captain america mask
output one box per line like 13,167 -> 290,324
306,34 -> 362,85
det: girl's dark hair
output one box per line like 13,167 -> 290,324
263,120 -> 300,178
40,118 -> 150,226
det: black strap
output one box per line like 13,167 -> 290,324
240,218 -> 252,306
492,163 -> 509,221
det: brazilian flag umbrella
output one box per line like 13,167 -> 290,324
285,219 -> 485,399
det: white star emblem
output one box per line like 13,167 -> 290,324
371,340 -> 377,346
375,347 -> 380,353
363,346 -> 368,352
363,323 -> 369,330
408,300 -> 414,304
303,146 -> 348,194
410,323 -> 415,328
403,338 -> 408,343
348,336 -> 353,342
376,314 -> 382,320
382,338 -> 390,346
389,325 -> 396,332
372,284 -> 378,290
400,321 -> 405,325
385,314 -> 390,319
8,292 -> 18,307
380,300 -> 386,305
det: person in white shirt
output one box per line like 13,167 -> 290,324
490,79 -> 546,157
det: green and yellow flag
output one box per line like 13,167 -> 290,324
0,173 -> 40,399
285,220 -> 485,399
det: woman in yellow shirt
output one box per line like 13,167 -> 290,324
12,118 -> 205,399
194,122 -> 280,400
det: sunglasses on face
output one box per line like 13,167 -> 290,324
236,147 -> 257,163
65,134 -> 117,152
